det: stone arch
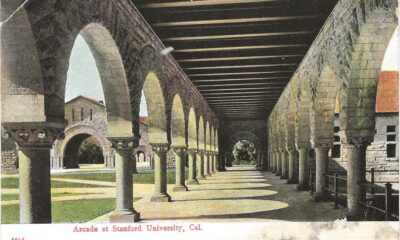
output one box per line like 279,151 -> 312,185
1,2 -> 45,123
171,94 -> 186,147
310,65 -> 342,145
198,116 -> 205,150
78,23 -> 133,138
53,124 -> 111,168
205,121 -> 211,151
187,107 -> 197,149
142,72 -> 168,144
229,132 -> 261,154
340,4 -> 397,137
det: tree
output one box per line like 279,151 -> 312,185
232,140 -> 256,165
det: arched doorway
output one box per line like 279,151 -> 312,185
232,140 -> 257,165
63,134 -> 104,168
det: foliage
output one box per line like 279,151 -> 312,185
78,139 -> 104,164
232,140 -> 256,164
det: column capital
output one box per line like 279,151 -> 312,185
151,144 -> 170,154
311,139 -> 333,150
187,148 -> 198,155
339,130 -> 374,148
172,146 -> 187,154
2,121 -> 67,148
108,136 -> 139,151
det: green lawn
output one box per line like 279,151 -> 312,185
1,177 -> 109,189
1,197 -> 141,224
2,192 -> 95,201
52,170 -> 188,184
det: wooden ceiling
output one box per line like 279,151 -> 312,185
134,0 -> 337,120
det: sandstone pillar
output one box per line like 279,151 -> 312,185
280,150 -> 288,179
205,152 -> 211,176
261,153 -> 268,171
275,151 -> 281,176
151,145 -> 171,202
212,152 -> 217,173
173,147 -> 188,192
287,149 -> 297,183
340,134 -> 372,219
3,123 -> 66,223
313,142 -> 332,201
186,149 -> 199,185
297,146 -> 310,190
271,152 -> 276,173
197,152 -> 206,180
109,137 -> 140,222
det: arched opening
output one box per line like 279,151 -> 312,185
63,134 -> 104,168
232,140 -> 256,165
198,116 -> 205,150
136,151 -> 146,162
171,94 -> 186,147
142,72 -> 168,144
188,107 -> 197,149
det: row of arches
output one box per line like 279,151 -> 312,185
1,1 -> 220,223
267,0 -> 397,219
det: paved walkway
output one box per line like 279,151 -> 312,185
90,166 -> 346,222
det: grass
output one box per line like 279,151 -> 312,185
52,170 -> 188,184
1,177 -> 109,189
1,192 -> 93,201
1,197 -> 141,224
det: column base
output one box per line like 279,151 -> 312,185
173,185 -> 188,192
275,172 -> 281,176
110,209 -> 140,222
206,173 -> 212,177
286,179 -> 298,184
197,175 -> 206,180
186,179 -> 199,185
151,193 -> 171,202
296,184 -> 309,191
280,174 -> 288,179
313,192 -> 331,202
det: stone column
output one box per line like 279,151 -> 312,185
275,151 -> 281,176
280,150 -> 288,179
186,149 -> 199,185
205,152 -> 211,176
313,142 -> 332,201
109,137 -> 140,222
172,147 -> 188,192
297,146 -> 310,190
341,134 -> 372,219
271,152 -> 276,173
197,151 -> 206,180
151,145 -> 171,202
3,123 -> 66,223
261,153 -> 267,171
212,152 -> 217,173
287,149 -> 297,184
256,153 -> 261,167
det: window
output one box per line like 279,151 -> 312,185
81,107 -> 84,121
331,145 -> 341,158
387,144 -> 396,158
387,135 -> 396,141
90,109 -> 93,121
72,109 -> 75,122
387,126 -> 396,132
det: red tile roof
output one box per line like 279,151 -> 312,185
335,71 -> 399,113
376,71 -> 399,113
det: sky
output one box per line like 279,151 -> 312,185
65,29 -> 398,116
65,34 -> 148,116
